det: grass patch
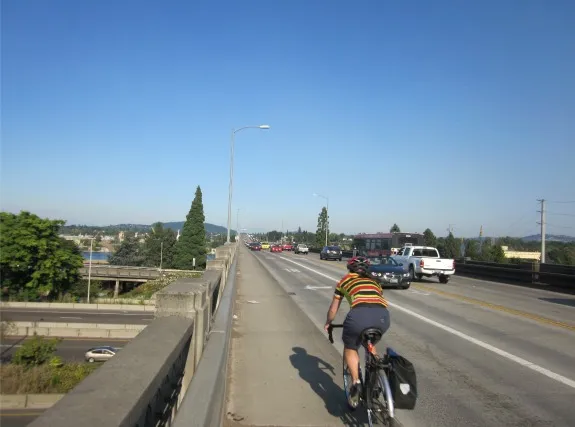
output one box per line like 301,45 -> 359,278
120,272 -> 203,300
0,363 -> 100,394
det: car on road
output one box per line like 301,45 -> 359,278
320,245 -> 343,261
260,242 -> 271,250
85,346 -> 119,363
367,256 -> 411,289
393,246 -> 455,283
294,244 -> 309,255
270,244 -> 283,253
282,243 -> 294,251
248,242 -> 262,251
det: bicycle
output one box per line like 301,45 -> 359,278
328,323 -> 396,426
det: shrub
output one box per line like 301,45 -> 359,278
0,363 -> 100,394
12,334 -> 61,367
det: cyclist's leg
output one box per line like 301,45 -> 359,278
370,306 -> 391,356
342,308 -> 363,382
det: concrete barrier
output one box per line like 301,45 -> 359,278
0,394 -> 64,409
6,321 -> 146,338
0,301 -> 155,311
173,250 -> 238,427
28,243 -> 237,427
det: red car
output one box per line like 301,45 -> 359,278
270,245 -> 283,253
249,243 -> 262,251
282,243 -> 294,251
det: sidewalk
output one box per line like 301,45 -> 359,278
224,249 -> 367,427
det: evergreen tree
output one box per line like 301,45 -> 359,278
174,186 -> 207,269
108,233 -> 144,266
315,207 -> 329,248
423,228 -> 437,247
144,222 -> 177,268
390,223 -> 401,233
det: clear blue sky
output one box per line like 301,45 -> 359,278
2,0 -> 574,237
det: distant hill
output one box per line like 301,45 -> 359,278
521,234 -> 575,243
61,222 -> 232,235
162,221 -> 230,234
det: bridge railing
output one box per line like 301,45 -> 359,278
79,265 -> 198,280
305,247 -> 574,289
29,243 -> 238,427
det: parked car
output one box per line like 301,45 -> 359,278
393,246 -> 455,283
320,245 -> 343,261
367,256 -> 411,289
294,244 -> 309,255
271,244 -> 283,253
85,346 -> 119,363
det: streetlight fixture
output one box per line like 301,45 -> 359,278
226,125 -> 271,244
313,193 -> 329,246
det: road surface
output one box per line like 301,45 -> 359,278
225,247 -> 575,427
0,308 -> 153,324
0,409 -> 44,427
1,337 -> 131,363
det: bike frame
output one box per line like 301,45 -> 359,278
328,324 -> 395,424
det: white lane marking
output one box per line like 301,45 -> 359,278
284,268 -> 301,273
60,316 -> 82,319
408,289 -> 430,296
279,256 -> 575,390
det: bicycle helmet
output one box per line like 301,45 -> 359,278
347,256 -> 371,275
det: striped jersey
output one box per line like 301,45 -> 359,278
334,273 -> 388,308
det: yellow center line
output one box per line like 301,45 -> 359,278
413,284 -> 575,332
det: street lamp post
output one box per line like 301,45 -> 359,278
226,125 -> 271,244
313,193 -> 329,246
86,232 -> 102,304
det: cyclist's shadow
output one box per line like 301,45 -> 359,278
289,346 -> 369,426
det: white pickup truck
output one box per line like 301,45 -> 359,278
393,246 -> 455,283
294,244 -> 309,255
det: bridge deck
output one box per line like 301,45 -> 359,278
224,248 -> 575,427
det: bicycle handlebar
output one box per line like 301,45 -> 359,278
327,323 -> 344,343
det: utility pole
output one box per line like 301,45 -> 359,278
447,224 -> 455,235
537,199 -> 546,263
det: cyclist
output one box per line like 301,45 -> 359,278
324,256 -> 390,407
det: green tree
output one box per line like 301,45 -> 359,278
315,207 -> 329,248
108,233 -> 144,266
144,222 -> 177,268
464,239 -> 480,259
0,211 -> 84,298
390,223 -> 401,233
13,334 -> 61,367
174,186 -> 207,269
491,245 -> 507,263
423,228 -> 437,247
479,239 -> 493,261
443,232 -> 460,258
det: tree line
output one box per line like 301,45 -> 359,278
0,186 -> 210,300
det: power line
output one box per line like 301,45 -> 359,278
547,200 -> 575,204
547,212 -> 575,217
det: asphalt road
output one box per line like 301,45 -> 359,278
0,308 -> 153,324
232,249 -> 575,427
1,337 -> 131,363
0,409 -> 45,427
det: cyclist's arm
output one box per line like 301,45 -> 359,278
325,294 -> 343,325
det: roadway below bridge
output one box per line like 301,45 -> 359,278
1,337 -> 131,363
0,308 -> 153,324
225,247 -> 575,427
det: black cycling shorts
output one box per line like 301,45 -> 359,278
342,305 -> 391,350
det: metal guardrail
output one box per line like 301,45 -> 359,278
306,248 -> 574,289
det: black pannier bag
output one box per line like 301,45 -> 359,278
387,350 -> 418,410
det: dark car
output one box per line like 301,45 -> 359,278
249,242 -> 262,251
368,256 -> 411,289
320,245 -> 343,261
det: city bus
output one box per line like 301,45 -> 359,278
352,232 -> 425,257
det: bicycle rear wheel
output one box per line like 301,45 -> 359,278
367,371 -> 396,426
